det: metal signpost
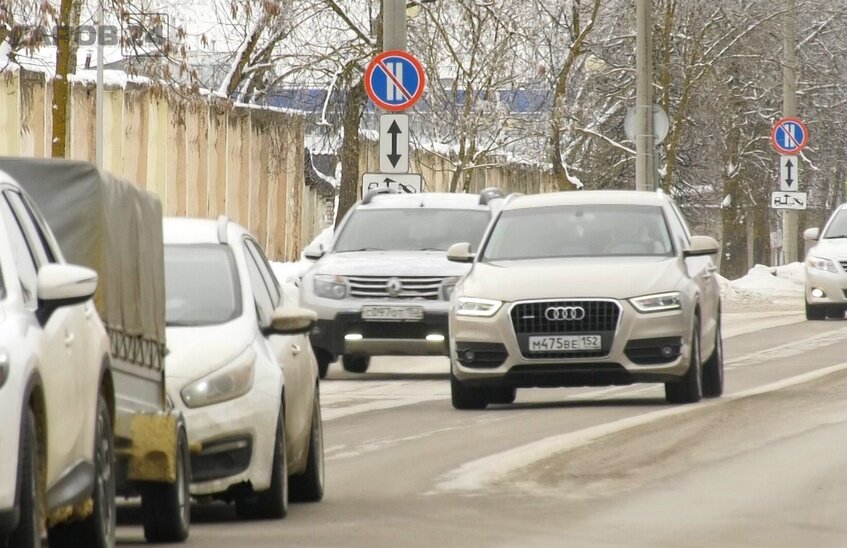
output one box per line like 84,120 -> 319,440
770,117 -> 808,213
379,114 -> 409,173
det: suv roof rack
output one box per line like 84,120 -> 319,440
479,187 -> 504,205
217,215 -> 230,244
362,187 -> 399,205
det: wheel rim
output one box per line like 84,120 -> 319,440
96,409 -> 115,543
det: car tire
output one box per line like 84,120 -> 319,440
342,355 -> 370,374
140,426 -> 191,543
487,386 -> 517,405
665,319 -> 703,405
450,370 -> 488,410
314,348 -> 333,379
7,407 -> 41,548
805,301 -> 826,320
48,394 -> 116,548
702,319 -> 724,398
289,390 -> 325,503
236,408 -> 288,520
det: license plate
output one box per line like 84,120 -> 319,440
528,335 -> 602,352
361,306 -> 424,322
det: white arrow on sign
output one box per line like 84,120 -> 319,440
771,191 -> 807,210
379,114 -> 409,173
362,173 -> 422,196
779,155 -> 799,191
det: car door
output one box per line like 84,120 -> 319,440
0,192 -> 83,484
243,239 -> 314,458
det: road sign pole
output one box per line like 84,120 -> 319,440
383,0 -> 407,54
781,0 -> 798,264
635,0 -> 654,192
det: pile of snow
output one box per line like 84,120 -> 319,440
718,263 -> 805,305
270,225 -> 334,305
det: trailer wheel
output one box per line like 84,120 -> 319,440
140,426 -> 191,543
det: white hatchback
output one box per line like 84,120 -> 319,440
163,217 -> 325,520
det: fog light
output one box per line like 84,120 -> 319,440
811,288 -> 825,298
426,334 -> 445,342
344,333 -> 363,341
660,345 -> 675,358
462,349 -> 476,363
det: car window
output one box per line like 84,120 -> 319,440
244,239 -> 281,308
333,208 -> 491,252
0,195 -> 38,306
822,209 -> 847,239
164,244 -> 242,326
9,191 -> 61,264
243,244 -> 275,324
481,204 -> 674,261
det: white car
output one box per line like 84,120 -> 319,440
163,217 -> 324,519
804,204 -> 847,320
0,174 -> 115,547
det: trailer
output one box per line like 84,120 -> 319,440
0,157 -> 190,543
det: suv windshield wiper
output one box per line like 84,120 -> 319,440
337,247 -> 386,252
823,234 -> 847,239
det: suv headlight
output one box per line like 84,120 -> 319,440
630,292 -> 682,313
455,297 -> 502,317
441,277 -> 461,300
313,274 -> 349,299
806,256 -> 837,273
181,348 -> 256,408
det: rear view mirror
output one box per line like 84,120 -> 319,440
447,242 -> 475,264
304,243 -> 325,261
37,264 -> 98,323
683,236 -> 720,258
803,227 -> 820,241
267,306 -> 317,335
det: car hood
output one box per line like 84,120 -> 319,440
165,319 -> 254,383
460,257 -> 685,302
809,238 -> 847,260
310,251 -> 471,278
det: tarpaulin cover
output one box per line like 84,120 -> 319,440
0,157 -> 166,370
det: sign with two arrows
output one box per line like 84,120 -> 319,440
379,114 -> 409,173
779,155 -> 798,191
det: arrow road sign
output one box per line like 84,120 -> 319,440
365,50 -> 426,112
771,191 -> 807,210
780,155 -> 798,191
379,114 -> 409,173
362,173 -> 423,196
771,117 -> 808,155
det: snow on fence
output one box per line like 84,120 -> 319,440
1,68 -> 326,261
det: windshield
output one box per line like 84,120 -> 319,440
165,244 -> 242,326
481,204 -> 674,261
823,210 -> 847,239
333,208 -> 491,252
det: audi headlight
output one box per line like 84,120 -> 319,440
806,256 -> 838,274
180,348 -> 256,408
441,277 -> 461,300
455,297 -> 502,317
630,292 -> 682,313
313,274 -> 349,300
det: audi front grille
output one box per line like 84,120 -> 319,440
510,300 -> 621,359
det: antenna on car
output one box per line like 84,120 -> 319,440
362,187 -> 399,205
217,215 -> 230,244
479,187 -> 504,205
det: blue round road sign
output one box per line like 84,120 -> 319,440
771,117 -> 808,155
365,50 -> 425,112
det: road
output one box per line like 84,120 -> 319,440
115,303 -> 847,547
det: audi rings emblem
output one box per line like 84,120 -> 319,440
386,277 -> 403,297
544,306 -> 586,321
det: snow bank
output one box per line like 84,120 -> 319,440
270,226 -> 334,305
719,263 -> 804,305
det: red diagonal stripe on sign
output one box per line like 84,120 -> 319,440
778,121 -> 802,150
376,59 -> 413,102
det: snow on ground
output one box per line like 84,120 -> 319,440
270,225 -> 334,304
718,263 -> 805,306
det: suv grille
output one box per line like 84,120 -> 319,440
347,276 -> 447,300
510,300 -> 621,359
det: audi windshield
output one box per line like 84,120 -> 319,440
481,205 -> 674,261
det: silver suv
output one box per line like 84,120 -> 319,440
300,188 -> 503,377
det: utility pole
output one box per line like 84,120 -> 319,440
383,0 -> 407,51
95,0 -> 104,169
635,0 -> 654,191
782,0 -> 798,263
